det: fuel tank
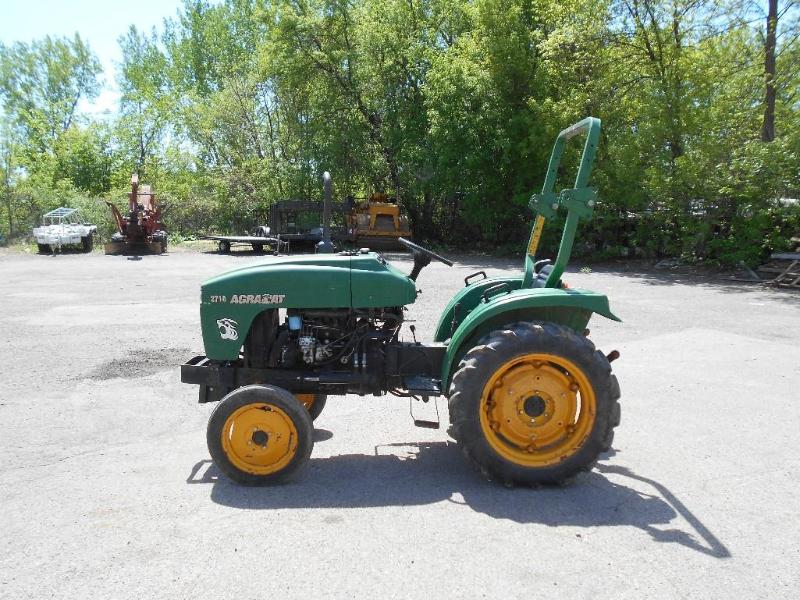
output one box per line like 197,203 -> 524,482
200,252 -> 416,360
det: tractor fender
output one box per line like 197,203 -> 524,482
440,287 -> 620,389
434,276 -> 523,342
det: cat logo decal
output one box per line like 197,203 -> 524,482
216,318 -> 239,341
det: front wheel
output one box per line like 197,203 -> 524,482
81,234 -> 93,253
207,385 -> 314,485
448,321 -> 620,486
296,393 -> 327,421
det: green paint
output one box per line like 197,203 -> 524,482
439,287 -> 620,388
201,252 -> 416,359
349,254 -> 418,307
433,276 -> 523,342
523,117 -> 601,288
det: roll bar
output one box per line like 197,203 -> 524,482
522,117 -> 601,288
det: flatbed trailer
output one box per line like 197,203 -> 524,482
204,226 -> 287,254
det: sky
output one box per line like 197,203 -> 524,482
0,0 -> 186,117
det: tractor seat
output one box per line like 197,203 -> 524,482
532,259 -> 562,289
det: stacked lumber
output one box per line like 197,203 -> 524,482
758,237 -> 800,288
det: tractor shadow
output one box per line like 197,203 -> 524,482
188,442 -> 729,559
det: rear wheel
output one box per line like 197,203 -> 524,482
81,234 -> 93,253
252,243 -> 264,253
207,385 -> 313,485
448,321 -> 620,486
37,243 -> 51,254
218,240 -> 231,254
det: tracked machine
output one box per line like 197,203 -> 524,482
104,174 -> 168,255
181,119 -> 621,486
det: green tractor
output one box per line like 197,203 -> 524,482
182,118 -> 621,486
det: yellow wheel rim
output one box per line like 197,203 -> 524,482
295,394 -> 316,412
479,353 -> 596,467
221,403 -> 298,475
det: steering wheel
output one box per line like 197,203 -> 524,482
398,237 -> 454,266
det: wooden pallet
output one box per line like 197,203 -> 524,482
762,253 -> 800,289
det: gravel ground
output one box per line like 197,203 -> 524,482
1,248 -> 798,599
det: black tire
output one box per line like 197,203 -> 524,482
299,394 -> 327,421
207,385 -> 314,485
37,243 -> 51,254
218,240 -> 231,254
448,321 -> 620,486
252,243 -> 264,253
81,234 -> 93,253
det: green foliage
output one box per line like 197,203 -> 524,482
0,34 -> 101,152
53,124 -> 114,195
0,34 -> 107,237
1,0 -> 799,266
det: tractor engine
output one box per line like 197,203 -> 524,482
284,308 -> 402,368
289,310 -> 353,366
244,308 -> 403,371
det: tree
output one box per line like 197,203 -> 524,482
116,26 -> 172,178
53,123 -> 114,195
3,0 -> 796,262
0,121 -> 15,236
0,34 -> 101,156
762,0 -> 779,141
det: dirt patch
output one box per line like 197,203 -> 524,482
86,347 -> 192,381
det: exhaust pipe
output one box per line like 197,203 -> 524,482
317,171 -> 335,254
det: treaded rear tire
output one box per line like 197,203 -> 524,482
447,321 -> 620,486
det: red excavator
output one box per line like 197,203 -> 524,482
104,174 -> 168,254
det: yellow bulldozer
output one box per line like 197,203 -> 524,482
346,193 -> 412,249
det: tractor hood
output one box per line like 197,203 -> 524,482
199,252 -> 416,359
201,252 -> 416,308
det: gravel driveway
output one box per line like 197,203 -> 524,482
1,249 -> 798,599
